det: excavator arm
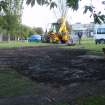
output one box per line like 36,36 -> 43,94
58,16 -> 70,42
59,16 -> 68,33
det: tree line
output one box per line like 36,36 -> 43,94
0,0 -> 44,40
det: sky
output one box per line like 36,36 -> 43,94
22,0 -> 105,31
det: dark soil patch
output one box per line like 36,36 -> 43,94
0,46 -> 105,105
9,46 -> 105,85
0,46 -> 105,85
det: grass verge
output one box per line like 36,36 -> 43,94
75,96 -> 105,105
61,38 -> 105,55
0,41 -> 50,48
0,70 -> 42,96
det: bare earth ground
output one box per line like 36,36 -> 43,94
0,46 -> 105,105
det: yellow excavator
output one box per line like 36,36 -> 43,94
45,16 -> 70,43
42,0 -> 72,43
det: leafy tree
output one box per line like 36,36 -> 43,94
31,27 -> 44,35
31,27 -> 37,34
1,0 -> 24,38
19,24 -> 31,38
83,2 -> 105,24
26,0 -> 78,10
19,25 -> 42,38
0,16 -> 4,29
2,15 -> 19,34
34,27 -> 44,35
0,0 -> 8,13
25,0 -> 105,24
66,0 -> 79,11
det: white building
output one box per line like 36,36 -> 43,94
71,22 -> 94,37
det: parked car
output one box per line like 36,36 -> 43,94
28,35 -> 41,42
94,24 -> 105,44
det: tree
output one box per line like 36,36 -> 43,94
25,0 -> 105,24
1,0 -> 24,38
0,0 -> 25,41
0,0 -> 8,13
19,25 -> 43,38
66,0 -> 79,10
83,1 -> 105,24
26,0 -> 54,7
34,27 -> 44,35
26,0 -> 78,10
0,1 -> 8,35
20,24 -> 31,38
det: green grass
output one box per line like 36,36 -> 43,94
0,70 -> 42,96
0,38 -> 105,53
80,38 -> 105,55
54,96 -> 105,105
57,96 -> 105,105
81,38 -> 105,51
75,96 -> 105,105
0,41 -> 50,48
60,37 -> 105,55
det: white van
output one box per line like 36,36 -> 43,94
94,24 -> 105,44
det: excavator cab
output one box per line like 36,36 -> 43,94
47,23 -> 61,43
50,23 -> 60,33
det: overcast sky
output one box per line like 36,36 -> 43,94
22,0 -> 105,30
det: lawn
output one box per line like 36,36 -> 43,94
56,96 -> 105,105
61,37 -> 105,55
0,41 -> 50,48
81,38 -> 105,52
78,38 -> 105,55
0,38 -> 105,53
1,69 -> 105,105
0,70 -> 42,96
74,96 -> 105,105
